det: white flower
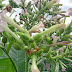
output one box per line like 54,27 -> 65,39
13,0 -> 21,5
68,8 -> 72,16
0,10 -> 7,32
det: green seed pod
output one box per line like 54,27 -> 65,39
21,37 -> 29,45
24,46 -> 29,51
31,42 -> 36,49
35,37 -> 42,43
29,38 -> 34,43
34,34 -> 41,40
18,32 -> 30,40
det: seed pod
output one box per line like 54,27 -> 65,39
24,46 -> 29,51
18,32 -> 30,40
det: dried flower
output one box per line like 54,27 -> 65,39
68,8 -> 72,16
6,5 -> 12,12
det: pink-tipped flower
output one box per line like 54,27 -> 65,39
61,65 -> 66,71
13,0 -> 21,5
29,21 -> 44,32
55,0 -> 60,2
0,20 -> 7,32
0,10 -> 7,32
38,21 -> 44,28
68,8 -> 72,16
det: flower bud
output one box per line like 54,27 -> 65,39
29,21 -> 44,32
68,8 -> 72,16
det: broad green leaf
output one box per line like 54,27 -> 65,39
0,58 -> 16,72
0,44 -> 8,59
9,47 -> 26,72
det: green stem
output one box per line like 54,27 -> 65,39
59,60 -> 67,68
50,55 -> 62,60
25,54 -> 28,72
63,58 -> 72,62
1,25 -> 21,43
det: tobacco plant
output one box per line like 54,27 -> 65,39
0,0 -> 72,72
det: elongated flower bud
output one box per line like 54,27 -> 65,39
29,21 -> 44,32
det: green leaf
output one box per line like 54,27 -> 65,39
0,58 -> 16,72
7,41 -> 13,53
9,47 -> 26,72
0,49 -> 3,56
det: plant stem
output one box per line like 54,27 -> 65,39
25,54 -> 28,72
2,25 -> 20,43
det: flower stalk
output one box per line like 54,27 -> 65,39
1,24 -> 22,44
31,55 -> 40,72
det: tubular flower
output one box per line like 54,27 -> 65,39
61,65 -> 66,71
0,20 -> 7,32
68,8 -> 72,16
31,55 -> 40,72
0,10 -> 7,32
29,21 -> 44,32
13,0 -> 21,5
